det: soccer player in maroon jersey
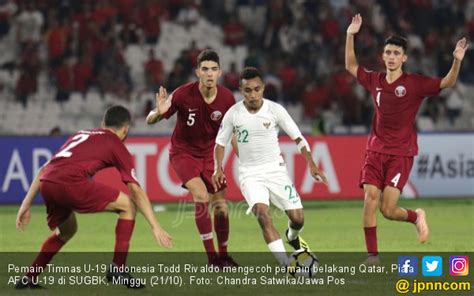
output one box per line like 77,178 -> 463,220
345,14 -> 468,263
146,50 -> 237,266
15,106 -> 172,289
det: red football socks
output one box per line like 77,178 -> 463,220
405,209 -> 417,224
214,213 -> 229,256
195,202 -> 216,258
364,226 -> 378,256
26,233 -> 65,280
112,219 -> 135,267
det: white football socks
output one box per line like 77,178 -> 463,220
267,239 -> 288,266
287,221 -> 303,241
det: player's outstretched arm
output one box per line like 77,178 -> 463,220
127,183 -> 173,248
295,138 -> 328,186
345,14 -> 362,77
440,37 -> 469,89
16,163 -> 48,230
146,86 -> 171,124
212,144 -> 227,192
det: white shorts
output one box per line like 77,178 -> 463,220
239,162 -> 303,215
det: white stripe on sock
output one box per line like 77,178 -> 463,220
200,232 -> 213,240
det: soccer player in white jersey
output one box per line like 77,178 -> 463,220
212,67 -> 328,266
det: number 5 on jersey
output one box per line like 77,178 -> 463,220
187,113 -> 195,126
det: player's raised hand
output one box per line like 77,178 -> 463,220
453,37 -> 469,61
347,14 -> 362,35
16,205 -> 31,231
153,226 -> 173,249
155,86 -> 171,115
212,168 -> 226,192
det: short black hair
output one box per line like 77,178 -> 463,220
103,105 -> 131,128
384,35 -> 408,52
239,67 -> 263,84
197,49 -> 220,67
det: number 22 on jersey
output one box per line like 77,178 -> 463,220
55,134 -> 90,158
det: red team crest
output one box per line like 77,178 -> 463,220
211,110 -> 223,121
395,85 -> 406,97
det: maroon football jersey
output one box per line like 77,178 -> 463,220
357,67 -> 442,156
162,81 -> 235,156
41,129 -> 139,185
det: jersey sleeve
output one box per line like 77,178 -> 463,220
274,103 -> 302,140
356,66 -> 376,91
161,92 -> 178,119
112,140 -> 140,186
414,74 -> 442,97
215,107 -> 234,147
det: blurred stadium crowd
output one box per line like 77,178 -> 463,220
0,0 -> 473,135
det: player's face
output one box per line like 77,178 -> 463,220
240,77 -> 265,111
196,61 -> 221,88
383,44 -> 407,71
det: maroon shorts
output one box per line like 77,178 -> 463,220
40,180 -> 120,229
359,151 -> 414,192
169,152 -> 225,194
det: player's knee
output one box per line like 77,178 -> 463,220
380,206 -> 396,220
58,224 -> 77,242
364,190 -> 379,203
124,196 -> 137,214
290,217 -> 304,229
192,191 -> 209,203
288,210 -> 304,228
213,200 -> 228,216
113,193 -> 137,216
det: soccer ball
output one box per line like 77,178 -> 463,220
287,249 -> 319,278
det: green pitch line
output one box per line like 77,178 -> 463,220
0,198 -> 472,252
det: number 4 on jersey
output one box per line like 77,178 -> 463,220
391,173 -> 401,187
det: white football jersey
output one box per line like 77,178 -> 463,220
216,99 -> 302,167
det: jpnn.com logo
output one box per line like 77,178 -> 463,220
422,256 -> 442,276
397,256 -> 418,276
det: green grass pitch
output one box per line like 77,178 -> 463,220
1,198 -> 472,252
0,198 -> 472,295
